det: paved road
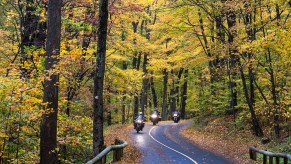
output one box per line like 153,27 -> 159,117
131,120 -> 232,164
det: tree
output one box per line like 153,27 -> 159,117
93,0 -> 109,156
39,0 -> 62,163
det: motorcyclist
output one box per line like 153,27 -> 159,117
153,109 -> 160,116
172,109 -> 181,122
151,108 -> 161,121
134,112 -> 145,130
172,109 -> 181,116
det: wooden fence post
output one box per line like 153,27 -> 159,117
283,157 -> 288,164
113,139 -> 123,162
250,149 -> 257,160
275,157 -> 279,164
121,148 -> 124,157
249,147 -> 291,164
101,155 -> 106,164
269,156 -> 273,164
263,154 -> 267,164
118,148 -> 122,160
113,149 -> 117,162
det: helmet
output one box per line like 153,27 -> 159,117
139,112 -> 143,115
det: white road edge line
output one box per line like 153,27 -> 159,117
149,126 -> 198,164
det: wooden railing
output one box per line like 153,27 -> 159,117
249,146 -> 291,164
86,139 -> 128,164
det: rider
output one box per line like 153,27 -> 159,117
134,112 -> 145,129
172,109 -> 181,118
151,108 -> 161,121
153,108 -> 160,115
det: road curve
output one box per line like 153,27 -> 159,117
131,120 -> 231,164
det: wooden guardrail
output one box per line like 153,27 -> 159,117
86,139 -> 128,164
249,146 -> 291,164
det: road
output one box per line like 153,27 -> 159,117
131,120 -> 232,164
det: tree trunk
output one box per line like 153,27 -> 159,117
93,0 -> 108,156
239,61 -> 264,137
150,72 -> 158,108
170,70 -> 176,115
259,2 -> 280,138
162,69 -> 168,120
226,4 -> 238,114
66,85 -> 74,117
140,54 -> 148,114
273,4 -> 281,138
40,0 -> 61,163
18,0 -> 46,78
175,68 -> 184,108
132,21 -> 139,118
122,95 -> 126,124
181,69 -> 188,119
137,53 -> 142,70
107,97 -> 111,126
122,62 -> 127,124
21,0 -> 44,48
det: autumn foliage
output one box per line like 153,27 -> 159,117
0,0 -> 290,163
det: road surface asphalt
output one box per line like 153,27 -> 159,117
131,120 -> 232,164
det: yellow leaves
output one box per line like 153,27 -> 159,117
21,126 -> 33,134
61,41 -> 83,61
68,49 -> 82,60
23,97 -> 42,105
0,132 -> 8,138
148,58 -> 169,71
106,67 -> 143,92
107,51 -> 129,62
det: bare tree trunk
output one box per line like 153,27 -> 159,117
150,72 -> 158,108
162,69 -> 168,120
170,70 -> 176,115
141,54 -> 148,114
107,97 -> 111,126
175,68 -> 184,108
40,0 -> 61,163
239,61 -> 264,136
273,4 -> 281,138
93,0 -> 108,156
181,69 -> 188,119
132,21 -> 139,118
226,3 -> 238,115
258,1 -> 280,138
242,1 -> 263,136
122,62 -> 127,124
18,0 -> 46,78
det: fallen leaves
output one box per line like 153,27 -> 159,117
180,117 -> 263,164
104,124 -> 141,163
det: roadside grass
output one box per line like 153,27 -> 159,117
180,116 -> 272,164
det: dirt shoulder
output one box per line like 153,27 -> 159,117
180,117 -> 264,164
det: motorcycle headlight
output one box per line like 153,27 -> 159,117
151,114 -> 157,118
173,114 -> 178,117
137,120 -> 142,123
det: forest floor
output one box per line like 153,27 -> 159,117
104,118 -> 290,163
180,116 -> 267,164
104,124 -> 141,163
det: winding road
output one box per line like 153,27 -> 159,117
131,120 -> 231,164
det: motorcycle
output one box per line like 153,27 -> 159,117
172,112 -> 180,123
134,116 -> 145,133
150,113 -> 159,125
